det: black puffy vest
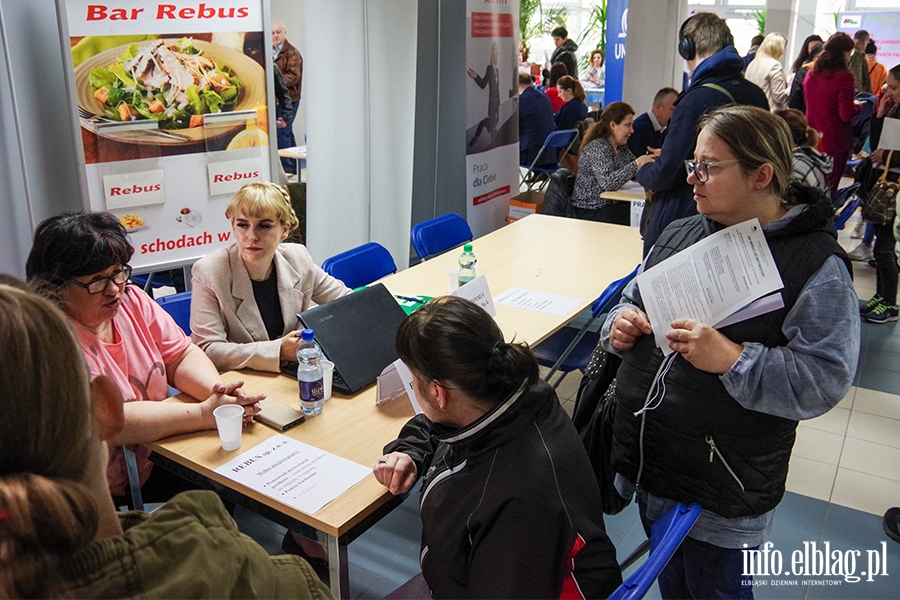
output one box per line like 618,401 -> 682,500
612,208 -> 850,519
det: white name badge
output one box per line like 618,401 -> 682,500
103,169 -> 165,209
208,157 -> 262,196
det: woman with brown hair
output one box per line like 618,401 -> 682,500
554,75 -> 588,131
544,61 -> 569,112
0,283 -> 330,599
569,102 -> 656,224
804,32 -> 861,193
775,108 -> 833,192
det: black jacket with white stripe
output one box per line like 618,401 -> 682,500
384,380 -> 622,599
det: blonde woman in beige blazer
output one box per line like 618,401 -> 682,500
745,33 -> 789,111
191,183 -> 351,372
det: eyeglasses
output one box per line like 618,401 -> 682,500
69,265 -> 132,294
684,159 -> 740,183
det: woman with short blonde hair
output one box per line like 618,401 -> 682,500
745,32 -> 790,110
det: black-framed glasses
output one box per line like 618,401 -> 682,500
69,265 -> 132,294
684,159 -> 740,183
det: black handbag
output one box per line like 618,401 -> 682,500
862,151 -> 900,225
572,343 -> 631,515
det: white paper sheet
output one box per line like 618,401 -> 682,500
214,435 -> 370,515
636,219 -> 784,354
495,287 -> 583,316
878,118 -> 900,151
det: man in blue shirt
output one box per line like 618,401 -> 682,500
627,87 -> 678,158
518,72 -> 557,168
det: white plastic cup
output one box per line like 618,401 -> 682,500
213,404 -> 244,451
321,360 -> 335,401
446,268 -> 460,293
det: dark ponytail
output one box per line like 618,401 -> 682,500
396,296 -> 539,407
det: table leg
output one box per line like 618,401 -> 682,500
327,534 -> 350,599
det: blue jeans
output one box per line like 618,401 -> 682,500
638,494 -> 756,599
277,102 -> 298,174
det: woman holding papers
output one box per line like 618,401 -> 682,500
190,182 -> 351,372
24,213 -> 263,506
857,64 -> 900,324
602,105 -> 859,598
0,282 -> 330,599
374,296 -> 622,599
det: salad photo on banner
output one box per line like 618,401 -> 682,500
73,32 -> 267,164
59,0 -> 273,271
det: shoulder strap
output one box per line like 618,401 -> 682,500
701,82 -> 735,103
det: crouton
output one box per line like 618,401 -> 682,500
189,114 -> 204,128
93,87 -> 110,104
148,100 -> 165,114
117,103 -> 138,121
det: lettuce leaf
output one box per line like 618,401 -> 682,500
89,66 -> 117,90
201,89 -> 224,113
108,64 -> 136,88
120,43 -> 140,61
185,85 -> 206,114
174,37 -> 200,55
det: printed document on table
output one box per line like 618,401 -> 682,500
495,287 -> 583,316
214,435 -> 370,515
636,218 -> 783,354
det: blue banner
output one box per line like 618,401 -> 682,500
604,0 -> 628,103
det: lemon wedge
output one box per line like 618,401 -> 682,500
227,128 -> 268,150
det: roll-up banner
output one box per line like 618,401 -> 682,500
57,0 -> 273,271
465,0 -> 519,237
604,0 -> 628,104
838,12 -> 900,71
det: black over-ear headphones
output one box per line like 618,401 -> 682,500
678,16 -> 735,61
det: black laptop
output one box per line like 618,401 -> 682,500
281,283 -> 408,394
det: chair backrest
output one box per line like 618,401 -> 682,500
411,213 -> 474,259
832,182 -> 861,210
543,128 -> 579,152
591,264 -> 641,318
321,242 -> 397,289
608,503 -> 702,600
156,291 -> 192,336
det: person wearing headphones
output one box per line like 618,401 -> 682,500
636,12 -> 768,257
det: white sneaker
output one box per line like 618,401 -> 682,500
848,242 -> 874,261
851,221 -> 865,239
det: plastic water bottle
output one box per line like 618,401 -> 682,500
296,329 -> 324,415
458,244 -> 477,286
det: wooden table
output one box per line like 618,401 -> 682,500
278,145 -> 307,177
149,214 -> 642,597
600,180 -> 646,203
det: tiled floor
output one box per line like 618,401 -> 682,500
224,211 -> 900,598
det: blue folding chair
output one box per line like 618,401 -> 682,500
609,503 -> 702,600
322,242 -> 397,289
156,291 -> 192,336
533,265 -> 639,388
411,213 -> 474,260
520,128 -> 580,192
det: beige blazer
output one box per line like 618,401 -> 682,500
744,55 -> 788,112
190,243 -> 351,372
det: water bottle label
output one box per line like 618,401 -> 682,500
299,378 -> 324,402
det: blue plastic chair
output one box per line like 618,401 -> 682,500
411,213 -> 474,260
322,242 -> 397,289
831,182 -> 861,210
156,291 -> 192,336
533,265 -> 640,388
609,503 -> 702,600
520,128 -> 580,192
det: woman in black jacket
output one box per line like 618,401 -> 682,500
374,296 -> 622,599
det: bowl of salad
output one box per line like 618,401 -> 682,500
75,37 -> 266,145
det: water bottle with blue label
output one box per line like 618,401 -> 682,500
296,329 -> 324,414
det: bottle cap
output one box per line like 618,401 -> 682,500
463,244 -> 473,252
301,328 -> 315,341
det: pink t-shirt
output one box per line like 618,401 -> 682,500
73,285 -> 191,496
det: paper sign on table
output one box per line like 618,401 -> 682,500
451,274 -> 496,316
214,435 -> 370,515
878,118 -> 900,151
636,218 -> 784,354
376,359 -> 423,414
495,287 -> 583,316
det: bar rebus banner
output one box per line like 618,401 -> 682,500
465,0 -> 519,237
57,0 -> 274,271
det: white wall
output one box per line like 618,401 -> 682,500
623,0 -> 686,114
303,0 -> 417,270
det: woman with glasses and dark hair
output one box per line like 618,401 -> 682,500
603,105 -> 859,597
373,296 -> 622,599
25,212 -> 263,505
